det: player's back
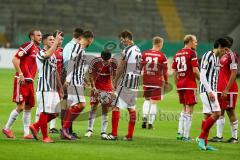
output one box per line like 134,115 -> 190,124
142,49 -> 167,87
172,48 -> 198,89
120,44 -> 141,89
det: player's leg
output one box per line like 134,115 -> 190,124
22,104 -> 33,139
209,110 -> 225,142
226,108 -> 238,143
107,106 -> 120,140
101,103 -> 109,139
85,105 -> 97,137
148,100 -> 158,129
183,104 -> 194,141
176,90 -> 185,139
125,107 -> 136,140
142,87 -> 150,128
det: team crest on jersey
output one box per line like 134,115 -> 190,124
18,52 -> 24,57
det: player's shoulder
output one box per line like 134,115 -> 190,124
20,41 -> 34,50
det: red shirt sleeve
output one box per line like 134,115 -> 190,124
190,51 -> 199,67
15,42 -> 34,59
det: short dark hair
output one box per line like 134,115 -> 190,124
73,28 -> 84,39
119,30 -> 133,40
101,50 -> 112,61
224,36 -> 233,48
82,30 -> 94,39
53,30 -> 64,37
28,29 -> 40,40
214,38 -> 229,48
42,33 -> 52,42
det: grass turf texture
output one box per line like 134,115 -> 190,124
0,69 -> 240,160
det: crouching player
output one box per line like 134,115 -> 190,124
84,50 -> 117,139
29,32 -> 63,143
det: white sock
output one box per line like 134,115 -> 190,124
88,108 -> 96,131
35,107 -> 40,122
183,113 -> 192,138
5,109 -> 19,130
50,119 -> 56,129
216,116 -> 225,138
101,114 -> 108,133
142,100 -> 151,121
149,103 -> 157,124
177,112 -> 184,135
23,110 -> 31,136
231,120 -> 238,139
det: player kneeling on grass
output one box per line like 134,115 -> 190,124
196,38 -> 229,151
141,36 -> 168,129
84,50 -> 117,139
29,32 -> 63,143
106,30 -> 141,141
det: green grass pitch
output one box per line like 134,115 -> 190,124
0,69 -> 240,160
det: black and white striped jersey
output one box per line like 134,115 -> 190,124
36,49 -> 58,92
119,44 -> 142,89
65,43 -> 86,86
200,51 -> 219,93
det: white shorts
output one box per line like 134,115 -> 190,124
36,91 -> 61,113
114,86 -> 138,109
67,85 -> 86,107
200,91 -> 221,114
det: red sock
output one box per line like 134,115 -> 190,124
199,117 -> 216,139
111,110 -> 120,137
39,113 -> 48,139
201,120 -> 206,130
201,120 -> 208,145
127,110 -> 136,138
63,105 -> 84,129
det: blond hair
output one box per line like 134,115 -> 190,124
153,36 -> 164,46
183,34 -> 196,44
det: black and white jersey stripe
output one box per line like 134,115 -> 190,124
36,49 -> 58,92
200,51 -> 219,93
66,43 -> 86,86
120,44 -> 141,89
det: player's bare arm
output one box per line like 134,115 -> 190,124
172,69 -> 178,86
193,67 -> 200,80
12,56 -> 25,84
56,71 -> 63,99
113,59 -> 126,89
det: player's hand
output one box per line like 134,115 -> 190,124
164,82 -> 170,91
55,31 -> 63,42
208,92 -> 215,102
59,89 -> 64,100
92,87 -> 97,94
221,90 -> 228,99
19,73 -> 25,85
63,81 -> 69,90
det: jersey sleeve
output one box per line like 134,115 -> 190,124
229,52 -> 238,70
36,50 -> 48,61
191,51 -> 199,67
15,42 -> 34,59
88,58 -> 97,74
201,53 -> 210,70
172,56 -> 177,70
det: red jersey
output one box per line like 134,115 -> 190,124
14,41 -> 40,81
54,47 -> 63,77
141,49 -> 168,87
172,48 -> 199,90
88,57 -> 118,91
217,51 -> 238,94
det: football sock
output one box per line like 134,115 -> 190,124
201,119 -> 207,144
183,113 -> 192,138
177,111 -> 184,135
88,107 -> 96,131
127,110 -> 136,138
35,107 -> 40,122
199,116 -> 215,139
39,113 -> 48,139
149,103 -> 157,124
230,120 -> 238,139
5,109 -> 19,130
101,113 -> 108,133
23,110 -> 31,136
142,100 -> 150,121
111,110 -> 120,137
63,105 -> 84,129
216,116 -> 225,138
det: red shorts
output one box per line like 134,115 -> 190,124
143,86 -> 163,100
217,93 -> 238,110
12,78 -> 35,107
177,90 -> 197,105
